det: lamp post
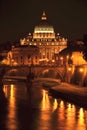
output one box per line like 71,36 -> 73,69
66,55 -> 69,65
79,67 -> 84,86
60,57 -> 63,65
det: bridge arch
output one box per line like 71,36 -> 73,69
0,65 -> 65,81
3,68 -> 29,80
37,68 -> 65,81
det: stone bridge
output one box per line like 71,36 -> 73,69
0,65 -> 66,81
1,64 -> 87,86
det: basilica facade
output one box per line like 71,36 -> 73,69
20,11 -> 67,64
7,11 -> 67,66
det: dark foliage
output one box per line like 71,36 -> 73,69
82,48 -> 87,61
0,56 -> 4,62
59,40 -> 85,58
82,35 -> 87,61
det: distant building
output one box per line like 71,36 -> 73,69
7,45 -> 39,66
3,11 -> 67,66
20,11 -> 67,64
72,52 -> 87,66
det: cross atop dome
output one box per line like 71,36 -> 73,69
41,11 -> 47,20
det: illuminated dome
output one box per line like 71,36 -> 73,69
33,11 -> 55,38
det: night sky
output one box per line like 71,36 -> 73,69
0,0 -> 87,43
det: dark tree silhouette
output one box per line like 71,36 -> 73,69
82,35 -> 87,61
83,48 -> 87,61
0,56 -> 4,62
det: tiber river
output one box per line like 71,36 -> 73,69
0,81 -> 87,130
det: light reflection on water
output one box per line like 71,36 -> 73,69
3,84 -> 18,130
1,82 -> 87,130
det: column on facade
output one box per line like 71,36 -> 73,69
49,47 -> 52,61
45,48 -> 47,59
41,49 -> 43,59
51,48 -> 54,60
42,48 -> 44,59
48,48 -> 50,60
39,48 -> 42,59
46,48 -> 49,60
42,47 -> 46,59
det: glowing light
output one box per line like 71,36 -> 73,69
60,57 -> 63,60
58,100 -> 65,120
71,105 -> 76,112
3,85 -> 8,97
52,59 -> 55,62
60,100 -> 64,108
53,99 -> 58,111
67,103 -> 72,111
5,84 -> 18,130
10,84 -> 14,99
66,103 -> 76,127
78,108 -> 84,125
41,11 -> 47,20
34,30 -> 54,33
41,90 -> 50,110
13,62 -> 18,66
67,55 -> 69,59
71,55 -> 74,59
72,52 -> 87,65
1,58 -> 8,65
68,67 -> 72,71
79,68 -> 83,72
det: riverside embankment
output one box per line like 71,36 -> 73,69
36,78 -> 87,108
49,82 -> 87,108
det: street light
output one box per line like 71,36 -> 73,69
68,67 -> 72,71
79,68 -> 83,73
60,57 -> 63,65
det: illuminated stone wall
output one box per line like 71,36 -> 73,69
20,11 -> 67,62
72,52 -> 87,65
7,46 -> 39,66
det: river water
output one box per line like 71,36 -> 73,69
0,81 -> 87,130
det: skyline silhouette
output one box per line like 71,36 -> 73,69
0,0 -> 87,43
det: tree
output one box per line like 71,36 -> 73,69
82,35 -> 87,61
82,48 -> 87,61
0,56 -> 4,62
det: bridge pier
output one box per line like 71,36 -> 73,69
0,67 -> 6,88
0,67 -> 8,105
0,65 -> 66,82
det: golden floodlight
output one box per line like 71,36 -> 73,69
60,57 -> 63,60
79,68 -> 83,72
68,67 -> 72,71
41,11 -> 47,20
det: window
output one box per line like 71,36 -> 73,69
34,43 -> 36,45
52,42 -> 54,45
